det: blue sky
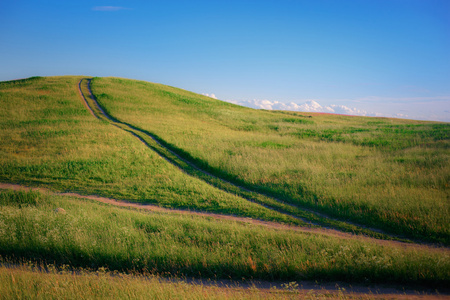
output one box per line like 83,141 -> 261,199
1,0 -> 449,121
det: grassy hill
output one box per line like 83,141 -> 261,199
0,76 -> 294,223
0,76 -> 449,294
90,77 -> 449,245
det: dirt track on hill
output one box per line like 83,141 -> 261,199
77,78 -> 425,245
0,78 -> 447,299
1,182 -> 448,299
0,182 -> 347,237
1,182 -> 446,253
77,79 -> 313,224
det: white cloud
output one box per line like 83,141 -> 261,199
328,104 -> 368,116
225,99 -> 370,117
393,113 -> 408,118
221,96 -> 450,122
92,6 -> 130,11
202,93 -> 217,99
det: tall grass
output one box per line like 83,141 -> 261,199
90,77 -> 449,244
0,264 -> 381,300
0,189 -> 448,288
0,76 -> 303,225
1,76 -> 449,294
80,78 -> 399,240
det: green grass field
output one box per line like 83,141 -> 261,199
0,189 -> 448,288
0,76 -> 302,225
90,77 -> 449,245
0,76 -> 449,295
0,264 -> 383,300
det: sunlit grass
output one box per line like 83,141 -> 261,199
0,76 -> 449,295
0,264 -> 385,300
0,189 -> 448,288
90,77 -> 449,244
0,76 -> 302,224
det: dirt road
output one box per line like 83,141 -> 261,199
78,78 -> 415,243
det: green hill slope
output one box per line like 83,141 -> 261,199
90,77 -> 449,244
0,76 -> 449,290
1,76 -> 449,244
0,76 -> 298,223
1,188 -> 448,288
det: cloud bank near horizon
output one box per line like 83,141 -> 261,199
202,93 -> 217,99
225,99 -> 378,117
222,97 -> 450,122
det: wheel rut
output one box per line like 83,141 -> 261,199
77,78 -> 413,243
0,182 -> 440,251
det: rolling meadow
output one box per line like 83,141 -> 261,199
0,76 -> 449,297
91,77 -> 449,245
0,76 -> 296,224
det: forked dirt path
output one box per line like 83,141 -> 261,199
0,182 -> 352,237
77,79 -> 317,223
0,182 -> 448,299
77,79 -> 97,118
0,182 -> 446,253
78,78 -> 417,244
1,79 -> 447,299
